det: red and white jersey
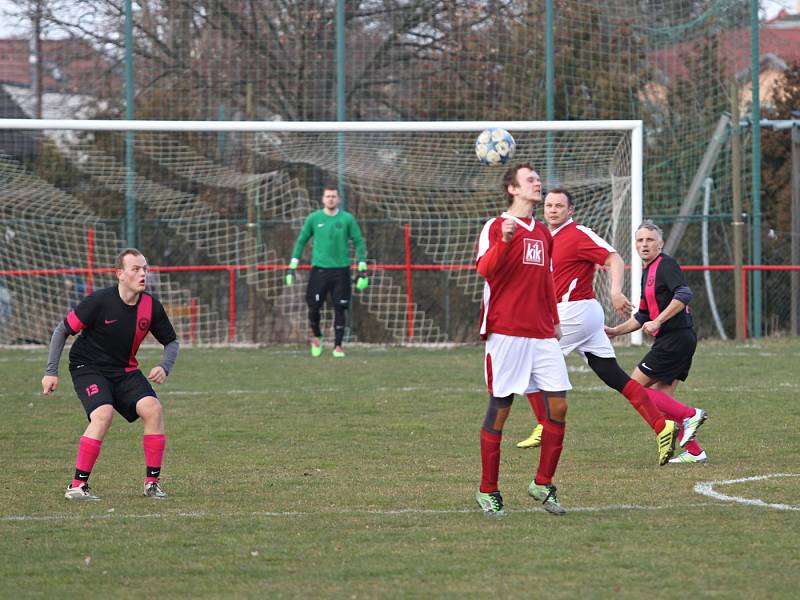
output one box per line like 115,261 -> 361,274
550,219 -> 616,303
476,213 -> 559,339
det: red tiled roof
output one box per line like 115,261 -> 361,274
0,38 -> 115,93
649,23 -> 800,83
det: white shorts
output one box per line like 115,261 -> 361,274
557,299 -> 616,359
484,333 -> 572,397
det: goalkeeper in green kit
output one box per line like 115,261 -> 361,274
286,186 -> 368,358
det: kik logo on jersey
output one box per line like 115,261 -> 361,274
523,238 -> 544,266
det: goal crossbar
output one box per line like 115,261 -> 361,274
1,118 -> 642,134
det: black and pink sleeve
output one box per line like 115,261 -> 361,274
64,293 -> 100,335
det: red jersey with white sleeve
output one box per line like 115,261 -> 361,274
476,213 -> 559,339
550,218 -> 616,303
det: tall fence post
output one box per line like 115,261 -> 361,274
731,83 -> 745,340
791,124 -> 799,335
750,0 -> 762,337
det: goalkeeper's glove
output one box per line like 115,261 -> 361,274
285,258 -> 298,286
355,261 -> 369,291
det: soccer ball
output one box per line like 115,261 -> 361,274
475,127 -> 516,166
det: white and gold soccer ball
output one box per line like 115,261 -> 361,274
475,127 -> 516,166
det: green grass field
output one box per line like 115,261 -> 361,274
2,339 -> 799,598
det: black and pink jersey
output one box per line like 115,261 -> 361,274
65,286 -> 176,375
636,253 -> 693,334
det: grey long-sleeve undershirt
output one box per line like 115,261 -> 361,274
45,321 -> 69,376
44,321 -> 180,376
160,340 -> 180,375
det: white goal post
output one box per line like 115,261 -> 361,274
0,118 -> 643,345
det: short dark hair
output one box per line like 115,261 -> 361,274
115,248 -> 143,270
545,188 -> 574,207
502,163 -> 535,203
322,184 -> 339,194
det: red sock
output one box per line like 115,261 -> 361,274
526,392 -> 546,423
143,434 -> 167,483
645,388 -> 695,422
479,429 -> 502,493
621,380 -> 666,433
71,436 -> 102,488
535,420 -> 565,486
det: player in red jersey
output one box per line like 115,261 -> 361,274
474,164 -> 570,517
515,190 -> 679,465
42,248 -> 180,500
605,221 -> 708,464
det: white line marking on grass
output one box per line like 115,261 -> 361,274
694,473 -> 800,511
1,502 -> 728,522
167,386 -> 486,396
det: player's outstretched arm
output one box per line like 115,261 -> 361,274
642,298 -> 687,336
42,320 -> 70,395
605,317 -> 642,339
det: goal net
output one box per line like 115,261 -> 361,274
0,119 -> 642,346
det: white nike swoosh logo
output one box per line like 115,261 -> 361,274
641,362 -> 651,370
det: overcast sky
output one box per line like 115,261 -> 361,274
0,0 -> 796,37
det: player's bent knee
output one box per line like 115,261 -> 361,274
585,353 -> 629,392
544,392 -> 568,422
136,396 -> 162,419
630,367 -> 653,386
483,394 -> 514,433
89,404 -> 114,426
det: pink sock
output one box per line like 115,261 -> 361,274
143,434 -> 166,483
71,436 -> 102,488
645,388 -> 695,422
684,438 -> 704,455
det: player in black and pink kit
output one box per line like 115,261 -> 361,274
42,248 -> 180,500
474,163 -> 571,517
605,221 -> 708,464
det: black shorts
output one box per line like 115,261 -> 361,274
71,368 -> 157,423
306,267 -> 351,310
637,328 -> 697,385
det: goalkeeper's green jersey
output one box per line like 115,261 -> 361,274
290,209 -> 367,268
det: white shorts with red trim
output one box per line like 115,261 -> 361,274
557,298 -> 616,359
484,333 -> 571,397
